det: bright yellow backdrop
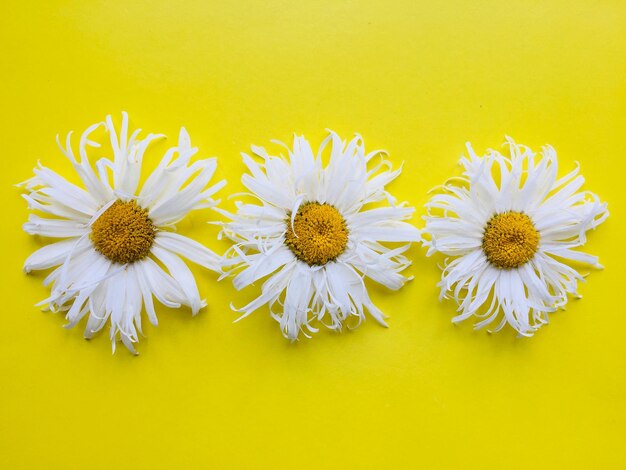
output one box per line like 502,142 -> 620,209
1,1 -> 625,468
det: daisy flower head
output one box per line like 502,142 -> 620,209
220,132 -> 421,340
21,113 -> 226,354
423,137 -> 608,336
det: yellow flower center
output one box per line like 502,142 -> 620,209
90,200 -> 156,264
284,202 -> 349,266
482,211 -> 539,269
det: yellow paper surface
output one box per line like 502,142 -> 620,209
1,1 -> 625,468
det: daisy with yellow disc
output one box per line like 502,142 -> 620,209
423,138 -> 608,336
21,113 -> 225,353
220,132 -> 422,340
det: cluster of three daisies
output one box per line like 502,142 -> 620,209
21,113 -> 608,353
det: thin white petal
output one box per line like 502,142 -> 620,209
155,232 -> 221,272
151,246 -> 204,314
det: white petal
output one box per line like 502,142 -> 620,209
280,265 -> 314,340
232,247 -> 293,290
345,242 -> 412,290
232,261 -> 296,320
542,247 -> 601,268
151,245 -> 203,314
139,257 -> 187,308
155,232 -> 221,272
23,237 -> 86,273
133,261 -> 158,326
84,279 -> 110,338
23,215 -> 89,238
26,165 -> 99,215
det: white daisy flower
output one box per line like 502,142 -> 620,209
21,113 -> 225,353
423,137 -> 608,336
220,132 -> 421,340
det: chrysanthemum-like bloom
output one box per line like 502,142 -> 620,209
21,113 -> 225,353
423,138 -> 608,336
220,132 -> 421,340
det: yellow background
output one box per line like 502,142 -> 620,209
1,1 -> 625,468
